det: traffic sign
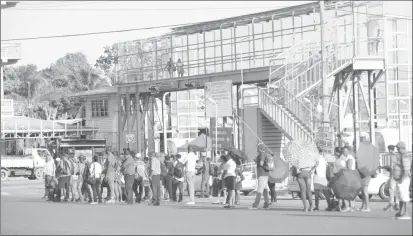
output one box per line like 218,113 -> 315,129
126,134 -> 136,144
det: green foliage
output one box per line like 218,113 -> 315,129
3,52 -> 108,120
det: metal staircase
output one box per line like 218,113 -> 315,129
260,20 -> 355,141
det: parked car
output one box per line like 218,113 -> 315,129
358,171 -> 390,200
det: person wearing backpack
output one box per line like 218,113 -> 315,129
133,153 -> 146,203
55,153 -> 72,202
172,154 -> 185,202
201,157 -> 211,198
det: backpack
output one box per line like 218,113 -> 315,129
326,164 -> 334,181
174,162 -> 184,178
160,162 -> 167,177
261,157 -> 270,172
208,163 -> 214,176
135,161 -> 146,179
61,160 -> 73,175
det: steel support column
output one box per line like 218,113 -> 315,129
368,71 -> 376,145
136,92 -> 143,154
147,96 -> 156,153
352,74 -> 360,151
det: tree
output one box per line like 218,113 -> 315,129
95,44 -> 118,85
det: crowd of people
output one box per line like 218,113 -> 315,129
293,133 -> 411,220
42,145 -> 245,208
42,134 -> 411,220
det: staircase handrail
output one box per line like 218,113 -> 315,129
257,87 -> 314,139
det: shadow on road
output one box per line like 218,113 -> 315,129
284,213 -> 387,220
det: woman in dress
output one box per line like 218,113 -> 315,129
213,156 -> 227,205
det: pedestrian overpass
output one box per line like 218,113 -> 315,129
98,1 -> 411,157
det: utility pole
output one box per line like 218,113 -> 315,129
319,1 -> 330,135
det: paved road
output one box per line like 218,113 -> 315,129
1,180 -> 412,235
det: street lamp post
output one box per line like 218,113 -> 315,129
208,97 -> 218,157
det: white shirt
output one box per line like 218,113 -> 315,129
340,154 -> 355,170
90,162 -> 102,178
44,160 -> 56,177
183,152 -> 198,172
223,159 -> 236,178
315,155 -> 327,178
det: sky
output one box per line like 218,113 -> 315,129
1,1 -> 411,70
1,1 -> 311,70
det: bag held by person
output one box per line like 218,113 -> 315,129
174,162 -> 184,178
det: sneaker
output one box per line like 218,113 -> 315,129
249,206 -> 259,210
263,205 -> 270,210
313,207 -> 319,211
106,199 -> 116,204
396,215 -> 411,220
360,208 -> 371,212
91,202 -> 98,205
223,205 -> 231,209
186,201 -> 195,205
212,201 -> 220,205
383,204 -> 394,211
394,205 -> 400,211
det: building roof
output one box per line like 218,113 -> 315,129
169,1 -> 359,35
69,87 -> 118,97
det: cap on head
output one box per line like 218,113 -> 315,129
396,141 -> 406,150
135,153 -> 142,159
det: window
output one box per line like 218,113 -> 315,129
91,100 -> 109,117
130,95 -> 136,114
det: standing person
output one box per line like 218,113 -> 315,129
341,146 -> 356,211
55,154 -> 72,202
114,156 -> 123,202
383,145 -> 400,211
234,156 -> 244,205
172,154 -> 185,202
143,157 -> 152,201
250,145 -> 271,210
43,154 -> 56,201
213,157 -> 227,205
358,133 -> 374,212
68,155 -> 78,202
312,148 -> 332,211
182,145 -> 198,205
163,155 -> 174,201
75,155 -> 89,203
222,155 -> 237,208
87,155 -> 103,205
150,153 -> 162,206
133,153 -> 146,203
104,148 -> 116,204
176,59 -> 184,77
201,157 -> 211,198
394,142 -> 412,220
164,58 -> 175,78
121,151 -> 135,205
268,181 -> 277,205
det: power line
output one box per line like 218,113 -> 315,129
7,7 -> 282,11
14,1 -> 107,8
1,22 -> 202,42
